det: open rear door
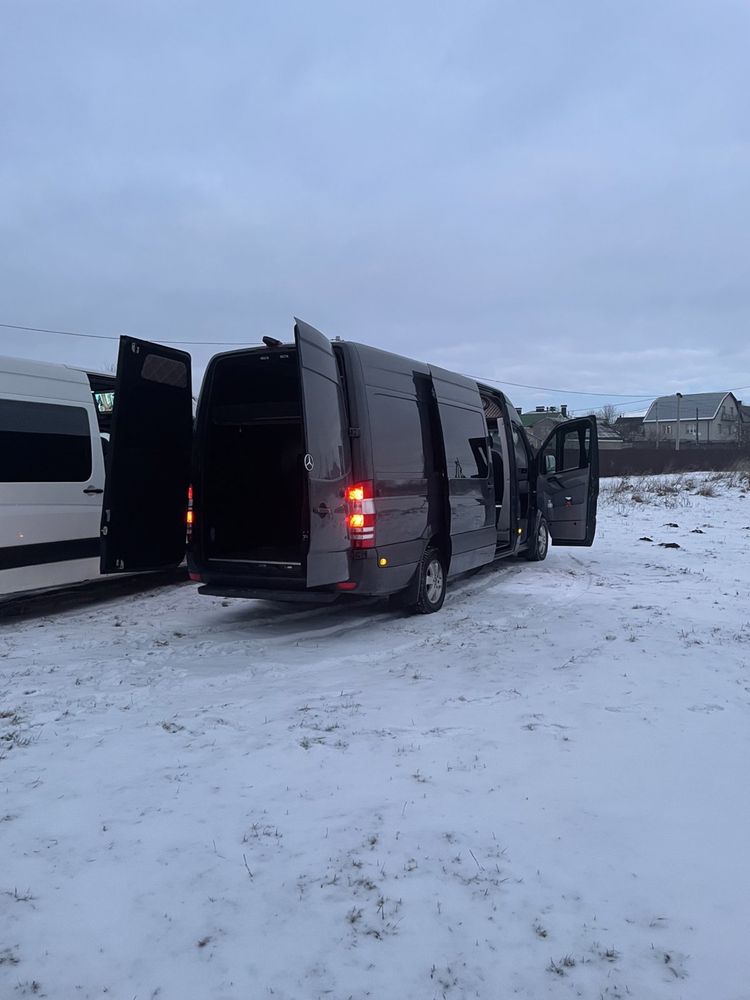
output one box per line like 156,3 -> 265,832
537,416 -> 599,546
100,337 -> 193,573
294,319 -> 350,587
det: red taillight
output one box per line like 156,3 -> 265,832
346,480 -> 375,549
346,485 -> 366,503
186,485 -> 194,538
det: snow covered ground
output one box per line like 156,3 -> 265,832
2,474 -> 750,1000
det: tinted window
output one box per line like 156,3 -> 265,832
369,393 -> 425,475
441,405 -> 489,480
544,425 -> 591,473
0,399 -> 92,482
303,371 -> 348,480
561,428 -> 581,471
561,425 -> 590,471
141,354 -> 188,388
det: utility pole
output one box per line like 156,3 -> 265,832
676,393 -> 683,451
738,398 -> 742,447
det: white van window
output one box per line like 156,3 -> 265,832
93,390 -> 115,416
0,399 -> 92,483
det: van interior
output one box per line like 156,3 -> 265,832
203,350 -> 306,570
481,391 -> 512,548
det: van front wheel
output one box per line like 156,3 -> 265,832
412,547 -> 447,614
525,515 -> 549,562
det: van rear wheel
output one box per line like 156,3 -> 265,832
411,547 -> 447,614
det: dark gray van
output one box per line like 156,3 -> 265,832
100,321 -> 598,613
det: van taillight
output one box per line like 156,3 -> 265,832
346,481 -> 375,549
186,485 -> 194,539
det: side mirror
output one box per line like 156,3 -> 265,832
544,453 -> 556,474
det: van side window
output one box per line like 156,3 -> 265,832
369,393 -> 425,475
560,426 -> 589,471
441,406 -> 489,480
0,399 -> 92,483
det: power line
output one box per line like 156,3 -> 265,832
0,320 -> 250,347
2,319 -> 748,399
566,398 -> 655,417
472,374 -> 656,398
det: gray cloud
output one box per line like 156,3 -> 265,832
2,0 -> 749,414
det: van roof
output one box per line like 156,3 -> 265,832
0,355 -> 90,383
0,355 -> 114,382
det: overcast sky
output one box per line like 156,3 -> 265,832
1,0 -> 749,415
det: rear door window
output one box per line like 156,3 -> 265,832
0,399 -> 92,482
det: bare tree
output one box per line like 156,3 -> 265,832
595,403 -> 619,426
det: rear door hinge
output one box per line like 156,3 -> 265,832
348,427 -> 361,438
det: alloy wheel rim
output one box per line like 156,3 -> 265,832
425,559 -> 444,603
538,522 -> 548,556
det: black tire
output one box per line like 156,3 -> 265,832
408,546 -> 447,614
525,515 -> 550,562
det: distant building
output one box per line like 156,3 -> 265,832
643,392 -> 743,446
520,405 -> 568,447
740,401 -> 750,444
596,425 -> 626,451
613,415 -> 646,442
520,404 -> 625,450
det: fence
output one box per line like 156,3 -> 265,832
599,445 -> 750,478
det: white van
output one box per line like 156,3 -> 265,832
0,355 -> 115,599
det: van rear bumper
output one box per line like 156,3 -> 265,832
198,585 -> 339,604
190,550 -> 418,601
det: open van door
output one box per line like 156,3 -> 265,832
100,337 -> 193,573
294,319 -> 350,587
537,416 -> 599,546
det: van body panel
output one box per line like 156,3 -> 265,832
0,357 -> 107,598
338,344 -> 444,587
430,367 -> 496,575
294,320 -> 351,587
537,416 -> 599,545
100,337 -> 193,573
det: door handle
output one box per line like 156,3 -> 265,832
83,486 -> 104,495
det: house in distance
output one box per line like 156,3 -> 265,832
642,392 -> 744,446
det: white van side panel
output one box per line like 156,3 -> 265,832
0,357 -> 106,598
0,558 -> 101,599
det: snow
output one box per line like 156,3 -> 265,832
2,474 -> 750,1000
